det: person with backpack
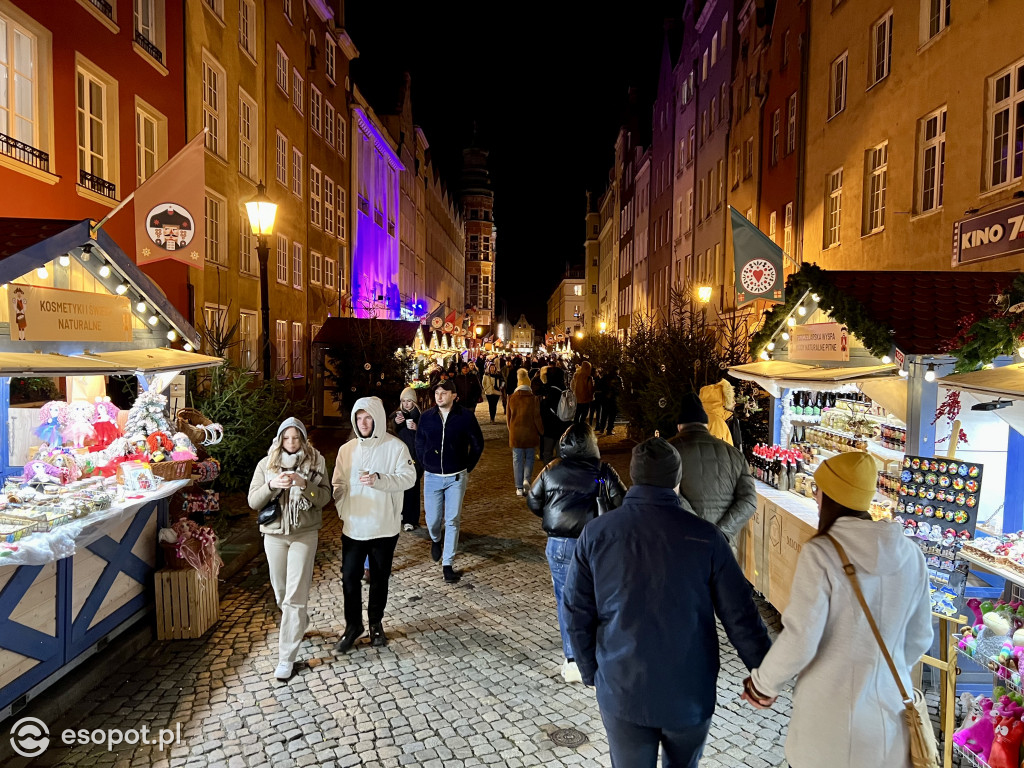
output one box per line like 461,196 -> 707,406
527,423 -> 626,683
571,361 -> 595,426
539,366 -> 575,464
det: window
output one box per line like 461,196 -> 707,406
325,101 -> 335,148
746,208 -> 754,222
687,127 -> 695,165
135,105 -> 161,185
865,142 -> 888,234
919,107 -> 946,212
239,310 -> 257,372
310,86 -> 322,135
747,74 -> 756,112
732,148 -> 740,187
291,322 -> 304,378
0,12 -> 44,157
275,46 -> 289,94
769,211 -> 777,241
238,206 -> 253,274
686,190 -> 693,231
134,0 -> 162,56
202,54 -> 224,156
275,131 -> 287,185
291,147 -> 302,197
926,0 -> 950,40
702,49 -> 708,81
829,52 -> 848,118
717,158 -> 725,207
720,83 -> 728,123
310,249 -> 322,285
203,0 -> 223,17
292,69 -> 303,113
782,29 -> 790,69
282,0 -> 291,21
202,304 -> 226,353
573,284 -> 583,296
77,66 -> 110,184
238,89 -> 256,179
744,137 -> 754,178
324,177 -> 335,236
771,110 -> 781,166
711,96 -> 717,128
825,168 -> 843,247
276,234 -> 288,283
338,114 -> 346,156
204,191 -> 225,265
786,94 -> 798,155
238,0 -> 255,57
309,165 -> 322,228
988,58 -> 1024,188
275,320 -> 288,379
711,33 -> 718,67
870,11 -> 894,87
325,34 -> 336,82
783,202 -> 793,257
338,186 -> 346,239
325,256 -> 336,290
292,242 -> 302,289
697,178 -> 705,221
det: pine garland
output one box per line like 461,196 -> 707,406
943,274 -> 1024,372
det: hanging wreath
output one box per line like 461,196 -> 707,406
942,274 -> 1024,372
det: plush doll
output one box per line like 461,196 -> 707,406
35,401 -> 68,446
987,716 -> 1024,768
146,431 -> 174,463
91,397 -> 120,448
23,460 -> 62,486
62,401 -> 96,448
170,432 -> 198,461
953,708 -> 996,759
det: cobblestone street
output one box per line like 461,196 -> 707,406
10,404 -> 792,768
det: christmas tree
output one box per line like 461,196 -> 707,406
123,390 -> 172,441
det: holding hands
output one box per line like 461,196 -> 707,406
740,677 -> 776,710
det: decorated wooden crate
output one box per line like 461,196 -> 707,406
154,568 -> 218,640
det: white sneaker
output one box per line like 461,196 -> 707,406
516,489 -> 524,497
403,523 -> 414,531
561,659 -> 582,683
274,661 -> 293,680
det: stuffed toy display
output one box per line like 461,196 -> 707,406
62,401 -> 96,448
91,397 -> 121,448
146,431 -> 174,463
34,401 -> 67,446
170,432 -> 198,461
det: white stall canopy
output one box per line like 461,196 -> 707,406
937,365 -> 1024,436
729,361 -> 897,402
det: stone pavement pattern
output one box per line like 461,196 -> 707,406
14,403 -> 793,767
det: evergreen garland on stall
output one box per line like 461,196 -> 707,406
942,274 -> 1024,372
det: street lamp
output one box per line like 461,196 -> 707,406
599,321 -> 607,334
576,331 -> 583,340
245,181 -> 278,379
696,285 -> 713,304
475,326 -> 483,336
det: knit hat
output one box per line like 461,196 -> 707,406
517,368 -> 531,386
630,437 -> 682,488
400,387 -> 417,402
814,452 -> 878,512
677,392 -> 708,425
276,416 -> 307,441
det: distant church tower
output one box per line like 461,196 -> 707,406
461,133 -> 495,330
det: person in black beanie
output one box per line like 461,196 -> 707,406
562,437 -> 771,768
668,391 -> 756,545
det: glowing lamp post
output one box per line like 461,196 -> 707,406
696,285 -> 713,304
599,321 -> 607,334
245,181 -> 278,379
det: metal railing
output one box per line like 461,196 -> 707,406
87,0 -> 114,19
0,133 -> 50,172
79,169 -> 116,200
134,30 -> 163,64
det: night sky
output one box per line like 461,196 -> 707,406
347,1 -> 678,330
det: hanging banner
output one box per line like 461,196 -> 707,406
952,201 -> 1024,267
134,132 -> 207,269
730,206 -> 784,307
789,322 -> 850,362
10,284 -> 132,343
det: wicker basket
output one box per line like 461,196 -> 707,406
176,407 -> 213,446
151,459 -> 193,481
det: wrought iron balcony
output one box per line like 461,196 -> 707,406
79,169 -> 117,200
134,30 -> 163,64
87,0 -> 113,20
0,132 -> 50,172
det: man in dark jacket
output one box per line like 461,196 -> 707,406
669,392 -> 756,543
454,362 -> 482,411
527,424 -> 626,682
538,366 -> 573,464
415,379 -> 485,583
563,437 -> 771,767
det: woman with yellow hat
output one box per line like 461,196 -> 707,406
740,452 -> 933,768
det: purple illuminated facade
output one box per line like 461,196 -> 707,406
351,102 -> 405,318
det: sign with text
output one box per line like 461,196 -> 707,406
9,284 -> 132,343
789,322 -> 850,362
952,201 -> 1024,266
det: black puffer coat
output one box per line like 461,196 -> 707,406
526,425 -> 627,538
539,366 -> 572,438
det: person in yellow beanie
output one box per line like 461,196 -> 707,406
741,451 -> 933,768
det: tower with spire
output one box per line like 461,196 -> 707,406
461,127 -> 496,332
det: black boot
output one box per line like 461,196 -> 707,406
443,565 -> 462,584
430,540 -> 442,562
333,623 -> 365,654
369,622 -> 388,647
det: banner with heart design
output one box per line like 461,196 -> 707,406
730,206 -> 785,307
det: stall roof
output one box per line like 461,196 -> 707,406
0,352 -> 133,377
729,361 -> 898,399
786,364 -> 896,381
729,361 -> 818,378
79,348 -> 223,374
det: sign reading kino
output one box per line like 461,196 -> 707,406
953,200 -> 1024,266
10,285 -> 132,343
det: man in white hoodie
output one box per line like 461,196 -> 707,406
332,396 -> 417,653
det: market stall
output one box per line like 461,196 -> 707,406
0,218 -> 222,718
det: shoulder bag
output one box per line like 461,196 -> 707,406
825,534 -> 939,768
257,488 -> 282,526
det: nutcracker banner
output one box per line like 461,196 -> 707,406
134,132 -> 207,269
729,206 -> 784,307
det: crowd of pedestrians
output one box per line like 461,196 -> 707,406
248,353 -> 934,768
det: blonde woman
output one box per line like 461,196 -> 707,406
248,418 -> 332,681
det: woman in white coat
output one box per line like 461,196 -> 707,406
248,418 -> 332,681
742,451 -> 933,768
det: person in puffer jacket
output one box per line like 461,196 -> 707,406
669,392 -> 756,544
332,396 -> 417,654
698,379 -> 736,445
527,423 -> 626,683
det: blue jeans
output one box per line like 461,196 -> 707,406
512,447 -> 535,491
546,536 -> 577,659
424,471 -> 468,566
601,712 -> 711,768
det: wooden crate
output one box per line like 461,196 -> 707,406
154,568 -> 219,640
738,495 -> 768,595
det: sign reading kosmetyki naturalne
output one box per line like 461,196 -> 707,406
9,284 -> 132,343
952,201 -> 1024,267
789,322 -> 850,362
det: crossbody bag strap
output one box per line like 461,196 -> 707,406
825,534 -> 913,705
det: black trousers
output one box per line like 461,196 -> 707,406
574,402 -> 592,424
341,534 -> 398,627
597,401 -> 618,432
401,469 -> 423,527
601,711 -> 711,768
486,394 -> 500,421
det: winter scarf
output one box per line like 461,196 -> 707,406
270,443 -> 323,528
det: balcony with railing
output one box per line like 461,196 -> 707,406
79,170 -> 116,200
134,30 -> 163,64
87,0 -> 114,20
0,133 -> 50,172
